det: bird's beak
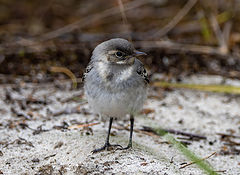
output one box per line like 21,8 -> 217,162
133,50 -> 147,57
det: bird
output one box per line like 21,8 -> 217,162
83,38 -> 149,153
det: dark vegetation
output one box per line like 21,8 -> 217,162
0,0 -> 240,83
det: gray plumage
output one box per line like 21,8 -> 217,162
83,38 -> 148,153
84,38 -> 148,118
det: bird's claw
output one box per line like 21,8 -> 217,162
92,143 -> 123,154
116,144 -> 132,151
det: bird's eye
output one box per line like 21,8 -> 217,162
115,51 -> 123,58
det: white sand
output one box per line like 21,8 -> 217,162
0,74 -> 239,174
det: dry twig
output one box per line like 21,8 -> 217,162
118,0 -> 129,26
179,152 -> 216,169
68,122 -> 100,129
50,105 -> 85,117
50,66 -> 77,89
1,0 -> 148,49
117,0 -> 132,41
217,133 -> 240,139
209,14 -> 230,54
135,40 -> 229,57
142,126 -> 206,140
147,0 -> 198,39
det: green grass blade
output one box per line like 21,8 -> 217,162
153,81 -> 240,94
153,127 -> 218,175
200,17 -> 212,42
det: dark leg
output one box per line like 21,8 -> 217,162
92,117 -> 122,153
105,117 -> 113,146
118,115 -> 134,150
125,115 -> 134,149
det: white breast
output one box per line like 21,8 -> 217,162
84,62 -> 147,118
116,66 -> 134,82
87,85 -> 146,118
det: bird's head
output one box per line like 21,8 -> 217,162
91,38 -> 146,65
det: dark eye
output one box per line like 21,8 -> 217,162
115,51 -> 123,58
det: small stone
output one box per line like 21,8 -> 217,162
32,158 -> 40,163
140,162 -> 148,166
54,141 -> 63,149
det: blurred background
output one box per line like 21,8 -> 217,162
1,2 -> 240,173
0,0 -> 240,84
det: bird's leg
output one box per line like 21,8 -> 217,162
125,115 -> 134,149
118,115 -> 134,150
92,117 -> 122,153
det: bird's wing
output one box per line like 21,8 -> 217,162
137,64 -> 149,84
82,61 -> 94,82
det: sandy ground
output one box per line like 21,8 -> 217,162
0,74 -> 240,175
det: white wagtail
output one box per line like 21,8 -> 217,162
83,38 -> 149,153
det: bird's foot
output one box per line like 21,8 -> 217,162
117,143 -> 132,150
92,143 -> 123,153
